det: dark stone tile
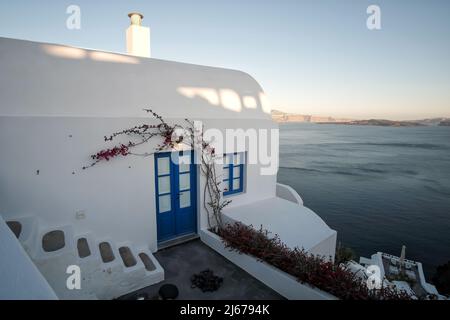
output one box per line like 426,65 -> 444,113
119,239 -> 284,300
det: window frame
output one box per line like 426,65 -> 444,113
223,152 -> 245,196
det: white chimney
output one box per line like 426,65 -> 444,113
126,12 -> 151,58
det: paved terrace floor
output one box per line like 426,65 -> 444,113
119,239 -> 283,300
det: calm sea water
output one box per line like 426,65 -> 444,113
277,123 -> 450,277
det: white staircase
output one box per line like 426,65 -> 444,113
4,216 -> 164,300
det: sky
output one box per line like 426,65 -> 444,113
0,0 -> 449,120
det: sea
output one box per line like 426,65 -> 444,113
277,123 -> 450,277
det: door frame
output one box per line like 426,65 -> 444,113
154,150 -> 198,243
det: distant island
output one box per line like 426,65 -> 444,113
271,110 -> 352,123
319,119 -> 424,127
271,110 -> 450,127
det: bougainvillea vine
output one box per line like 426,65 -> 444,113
83,108 -> 229,230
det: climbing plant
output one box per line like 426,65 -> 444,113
83,109 -> 230,230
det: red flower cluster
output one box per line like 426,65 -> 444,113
92,144 -> 130,162
84,114 -> 183,168
160,129 -> 175,149
217,222 -> 412,300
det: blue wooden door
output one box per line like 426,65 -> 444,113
155,151 -> 197,242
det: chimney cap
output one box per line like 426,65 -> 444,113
128,12 -> 144,19
128,12 -> 144,26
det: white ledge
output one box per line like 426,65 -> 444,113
276,183 -> 304,206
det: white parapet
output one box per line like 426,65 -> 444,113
276,183 -> 304,206
200,229 -> 337,300
0,216 -> 57,300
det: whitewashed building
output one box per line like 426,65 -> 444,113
0,14 -> 336,299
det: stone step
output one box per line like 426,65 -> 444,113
4,216 -> 164,299
158,233 -> 199,250
34,225 -> 76,261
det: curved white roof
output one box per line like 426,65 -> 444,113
0,37 -> 271,120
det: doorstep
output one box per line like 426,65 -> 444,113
158,233 -> 199,250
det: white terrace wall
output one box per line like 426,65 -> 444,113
0,216 -> 57,300
0,37 -> 277,252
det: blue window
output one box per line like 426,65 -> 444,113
223,152 -> 245,196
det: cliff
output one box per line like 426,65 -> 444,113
271,110 -> 351,123
271,110 -> 433,127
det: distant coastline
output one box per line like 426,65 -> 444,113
272,110 -> 450,127
318,119 -> 423,127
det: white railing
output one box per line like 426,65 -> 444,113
276,183 -> 304,206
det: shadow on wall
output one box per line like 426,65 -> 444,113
37,42 -> 271,119
177,86 -> 271,115
42,44 -> 141,64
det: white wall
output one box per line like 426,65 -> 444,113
0,37 -> 277,252
197,119 -> 278,231
0,216 -> 57,300
0,117 -> 277,251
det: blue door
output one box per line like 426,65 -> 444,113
155,151 -> 197,242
